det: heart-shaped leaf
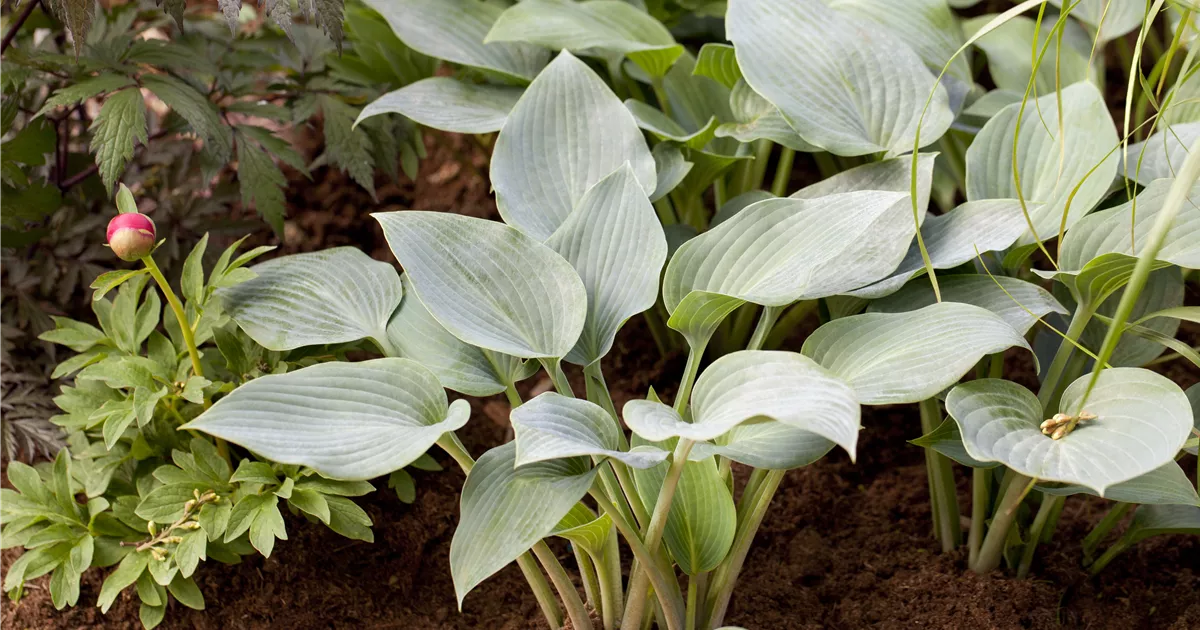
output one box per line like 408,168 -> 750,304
716,80 -> 819,151
689,421 -> 837,470
631,436 -> 735,575
550,504 -> 613,557
966,81 -> 1118,249
623,351 -> 859,460
486,0 -> 683,77
946,369 -> 1193,495
802,302 -> 1031,405
727,0 -> 953,156
693,43 -> 742,89
828,0 -> 971,88
363,0 -> 549,81
1049,0 -> 1145,43
355,78 -> 523,134
384,274 -> 522,397
869,275 -> 1067,335
1080,269 -> 1184,367
1124,123 -> 1200,185
848,198 -> 1034,299
491,51 -> 656,240
546,164 -> 668,366
663,191 -> 916,311
450,442 -> 598,606
512,393 -> 668,469
182,359 -> 469,480
1038,461 -> 1199,506
220,247 -> 403,351
374,212 -> 587,359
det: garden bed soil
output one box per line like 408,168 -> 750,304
4,133 -> 1199,629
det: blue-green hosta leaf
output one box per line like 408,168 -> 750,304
450,442 -> 598,606
652,143 -> 692,202
1123,122 -> 1200,185
847,198 -> 1034,299
362,0 -> 549,81
374,212 -> 587,359
964,14 -> 1093,93
910,416 -> 999,468
1049,0 -> 1145,43
712,190 -> 775,227
660,50 -> 736,149
716,80 -> 819,152
550,504 -> 612,557
1163,70 -> 1200,125
727,0 -> 953,156
693,43 -> 742,89
492,52 -> 656,239
631,435 -> 735,575
486,0 -> 683,77
1038,461 -> 1200,506
385,274 -> 517,397
966,82 -> 1119,248
869,275 -> 1067,335
1124,504 -> 1200,543
626,100 -> 719,149
512,393 -> 668,469
828,0 -> 971,89
946,369 -> 1193,495
1080,269 -> 1184,367
220,247 -> 403,351
546,164 -> 667,366
663,191 -> 917,312
689,421 -> 837,470
182,359 -> 470,480
1187,384 -> 1199,456
790,153 -> 936,207
802,302 -> 1032,405
623,351 -> 860,459
355,78 -> 523,134
665,291 -> 747,350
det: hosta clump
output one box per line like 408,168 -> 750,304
0,215 -> 418,629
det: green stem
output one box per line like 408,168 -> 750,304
685,576 -> 698,630
644,306 -> 674,357
921,398 -> 961,552
813,152 -> 839,179
590,489 -> 686,630
438,434 -> 564,629
595,528 -> 621,630
1040,490 -> 1066,543
651,75 -> 674,118
1037,305 -> 1094,411
746,305 -> 782,351
703,469 -> 785,629
973,474 -> 1035,573
143,255 -> 202,378
574,547 -> 602,620
533,542 -> 593,630
748,140 -> 773,191
516,554 -> 564,630
540,358 -> 575,398
763,301 -> 816,349
1082,502 -> 1133,563
505,382 -> 523,409
724,304 -> 759,354
1088,536 -> 1132,575
1016,495 -> 1063,578
770,147 -> 795,196
673,346 -> 703,414
968,468 -> 990,567
620,439 -> 694,630
713,177 -> 727,210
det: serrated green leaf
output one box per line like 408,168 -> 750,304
235,133 -> 288,235
89,88 -> 147,194
36,74 -> 134,118
142,75 -> 231,161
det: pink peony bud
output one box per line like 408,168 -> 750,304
106,212 -> 156,261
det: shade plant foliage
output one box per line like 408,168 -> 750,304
5,0 -> 1200,628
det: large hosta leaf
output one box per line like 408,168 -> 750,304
965,14 -> 1093,93
486,0 -> 683,77
451,442 -> 598,605
374,212 -> 586,359
355,78 -> 523,134
1187,384 -> 1199,456
220,248 -> 402,351
727,0 -> 953,156
546,164 -> 667,366
511,393 -> 668,469
183,359 -> 469,480
946,369 -> 1193,495
802,302 -> 1031,404
1123,122 -> 1200,185
716,80 -> 818,152
362,0 -> 548,81
1057,179 -> 1200,272
1079,269 -> 1183,367
828,0 -> 971,88
491,52 -> 656,239
385,274 -> 522,397
848,198 -> 1033,299
1049,0 -> 1145,43
966,82 -> 1118,248
1124,504 -> 1200,543
623,351 -> 859,459
1038,461 -> 1199,506
689,421 -> 837,470
869,275 -> 1067,335
631,435 -> 735,575
663,191 -> 916,312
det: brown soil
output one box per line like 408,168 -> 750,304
4,132 -> 1199,629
